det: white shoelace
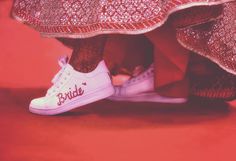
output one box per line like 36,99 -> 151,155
124,64 -> 154,86
46,56 -> 70,96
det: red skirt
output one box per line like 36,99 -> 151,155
12,0 -> 236,74
12,0 -> 232,37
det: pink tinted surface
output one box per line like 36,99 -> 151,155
0,89 -> 236,161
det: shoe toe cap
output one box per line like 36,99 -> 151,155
29,97 -> 47,110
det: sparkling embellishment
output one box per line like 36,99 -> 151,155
12,0 -> 231,37
12,0 -> 236,74
177,2 -> 236,74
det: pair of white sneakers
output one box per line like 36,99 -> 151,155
30,56 -> 186,115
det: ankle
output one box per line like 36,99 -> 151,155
69,36 -> 107,73
71,59 -> 102,73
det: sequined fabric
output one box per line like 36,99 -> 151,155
12,0 -> 236,74
169,5 -> 223,28
12,0 -> 233,38
188,54 -> 236,101
177,2 -> 236,75
190,71 -> 236,101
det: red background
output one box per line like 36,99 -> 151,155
0,0 -> 70,88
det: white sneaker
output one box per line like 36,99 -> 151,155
29,56 -> 114,115
109,64 -> 187,103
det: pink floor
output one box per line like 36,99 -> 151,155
1,89 -> 236,161
0,1 -> 70,88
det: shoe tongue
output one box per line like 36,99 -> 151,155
64,64 -> 77,74
65,63 -> 74,70
132,66 -> 145,77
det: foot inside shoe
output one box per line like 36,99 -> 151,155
29,59 -> 114,115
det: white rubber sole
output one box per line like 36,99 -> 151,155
108,92 -> 187,104
29,84 -> 114,115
